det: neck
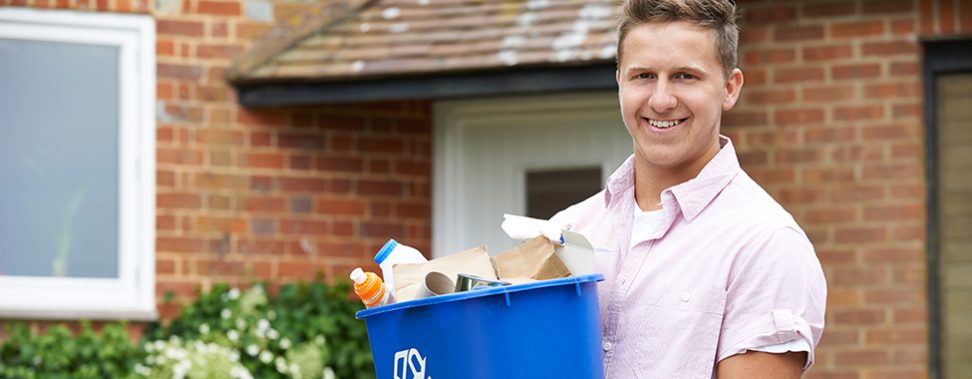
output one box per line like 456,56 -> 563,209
632,140 -> 721,211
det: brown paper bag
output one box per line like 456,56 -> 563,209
492,236 -> 570,281
392,245 -> 495,302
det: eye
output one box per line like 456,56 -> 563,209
636,72 -> 655,80
673,72 -> 696,80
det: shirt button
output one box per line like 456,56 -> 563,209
602,340 -> 613,352
681,291 -> 691,302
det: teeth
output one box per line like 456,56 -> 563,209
648,119 -> 682,129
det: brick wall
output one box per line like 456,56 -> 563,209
728,1 -> 971,378
1,0 -> 433,326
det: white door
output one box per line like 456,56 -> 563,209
433,92 -> 632,257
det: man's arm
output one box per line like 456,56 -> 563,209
717,351 -> 807,379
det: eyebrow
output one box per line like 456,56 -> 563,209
623,65 -> 709,75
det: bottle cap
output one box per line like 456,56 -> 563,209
374,239 -> 399,264
350,267 -> 366,284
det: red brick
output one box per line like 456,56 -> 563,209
157,193 -> 201,208
395,161 -> 430,176
742,4 -> 797,24
157,237 -> 216,253
250,131 -> 272,147
863,247 -> 923,263
317,156 -> 363,172
195,129 -> 244,145
862,163 -> 922,181
773,67 -> 825,83
195,173 -> 249,190
157,215 -> 176,230
158,148 -> 204,165
279,177 -> 327,192
722,111 -> 769,127
279,132 -> 326,149
370,202 -> 392,217
747,168 -> 797,185
893,103 -> 921,118
835,227 -> 887,243
833,309 -> 887,325
803,45 -> 854,61
829,184 -> 886,203
804,207 -> 857,224
773,24 -> 824,42
745,89 -> 796,105
775,188 -> 826,203
157,170 -> 175,187
157,63 -> 202,80
157,38 -> 175,56
776,148 -> 826,164
803,2 -> 857,18
865,82 -> 920,99
195,216 -> 246,233
834,105 -> 885,121
358,179 -> 403,197
315,199 -> 366,216
891,19 -> 916,35
832,63 -> 882,79
816,248 -> 857,266
862,0 -> 914,14
827,288 -> 862,307
244,196 -> 286,212
803,85 -> 856,103
894,307 -> 928,323
196,43 -> 241,59
278,262 -> 322,279
892,225 -> 925,241
803,167 -> 856,184
862,41 -> 918,56
279,220 -> 328,235
831,20 -> 886,38
832,267 -> 888,286
775,109 -> 825,125
864,204 -> 923,221
835,350 -> 889,365
804,127 -> 856,143
865,288 -> 923,304
197,0 -> 240,15
744,48 -> 797,65
238,238 -> 288,255
831,145 -> 886,162
740,25 -> 769,44
242,152 -> 285,169
157,258 -> 176,275
360,222 -> 404,238
359,137 -> 404,154
157,20 -> 204,36
396,203 -> 429,218
940,0 -> 957,33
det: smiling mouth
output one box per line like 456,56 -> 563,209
644,118 -> 688,129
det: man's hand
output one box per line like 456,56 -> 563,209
716,351 -> 807,379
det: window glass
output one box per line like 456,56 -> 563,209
526,167 -> 602,220
0,38 -> 120,278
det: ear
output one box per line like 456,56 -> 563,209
722,68 -> 744,111
616,69 -> 622,86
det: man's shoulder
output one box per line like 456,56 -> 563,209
713,171 -> 804,232
549,190 -> 608,227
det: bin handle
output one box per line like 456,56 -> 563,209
504,290 -> 511,307
574,281 -> 582,297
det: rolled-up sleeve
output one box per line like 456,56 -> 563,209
716,227 -> 828,370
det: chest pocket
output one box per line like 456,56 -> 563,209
632,282 -> 728,379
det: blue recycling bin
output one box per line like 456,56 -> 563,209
356,274 -> 604,379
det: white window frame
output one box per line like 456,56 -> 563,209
0,8 -> 156,320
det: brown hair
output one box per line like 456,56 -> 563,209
616,0 -> 739,77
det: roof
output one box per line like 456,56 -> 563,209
228,0 -> 622,84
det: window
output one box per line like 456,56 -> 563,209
526,167 -> 602,220
0,8 -> 156,320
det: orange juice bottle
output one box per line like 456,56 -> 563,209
350,267 -> 395,308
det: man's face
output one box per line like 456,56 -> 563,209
616,21 -> 743,172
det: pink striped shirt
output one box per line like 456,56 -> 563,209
551,136 -> 826,378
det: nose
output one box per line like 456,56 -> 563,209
648,79 -> 677,113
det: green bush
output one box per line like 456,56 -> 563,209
0,279 -> 374,379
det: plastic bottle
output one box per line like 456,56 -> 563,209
374,239 -> 427,294
350,267 -> 395,308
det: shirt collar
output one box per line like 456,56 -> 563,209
604,135 -> 741,222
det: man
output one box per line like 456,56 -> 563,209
550,0 -> 827,377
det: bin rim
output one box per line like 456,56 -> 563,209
355,273 -> 604,319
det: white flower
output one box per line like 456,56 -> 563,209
221,309 -> 232,320
229,351 -> 240,362
199,323 -> 210,335
236,318 -> 246,330
146,356 -> 156,365
323,367 -> 336,379
260,350 -> 274,364
228,330 -> 239,342
279,338 -> 291,350
275,357 -> 288,373
31,356 -> 41,366
257,318 -> 270,332
315,335 -> 326,346
268,310 -> 277,320
154,340 -> 166,350
228,287 -> 241,300
289,363 -> 301,379
267,329 -> 280,340
246,344 -> 260,356
134,363 -> 151,376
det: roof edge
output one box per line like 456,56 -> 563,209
227,0 -> 379,80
